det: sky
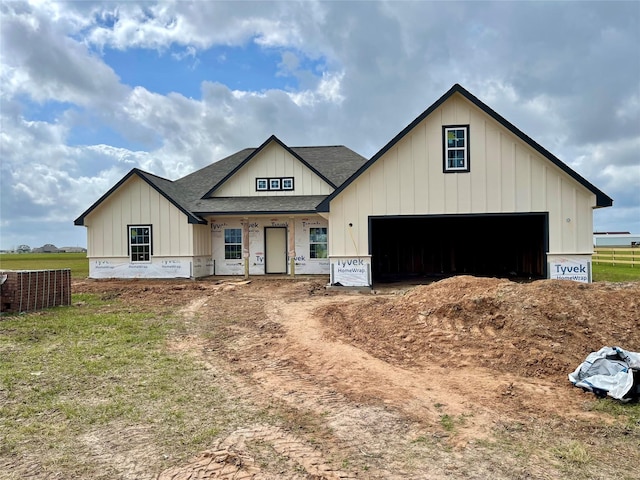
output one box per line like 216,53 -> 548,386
0,0 -> 639,251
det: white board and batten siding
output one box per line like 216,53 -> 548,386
328,93 -> 598,285
83,175 -> 212,278
213,142 -> 333,197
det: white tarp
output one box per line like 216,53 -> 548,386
569,346 -> 640,401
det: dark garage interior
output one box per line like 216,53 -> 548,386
369,213 -> 548,283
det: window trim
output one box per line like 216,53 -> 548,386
256,178 -> 268,191
282,177 -> 294,190
224,228 -> 243,260
443,125 -> 470,173
128,224 -> 152,263
255,177 -> 295,191
269,178 -> 281,190
309,227 -> 328,259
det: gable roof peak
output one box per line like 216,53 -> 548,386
318,83 -> 612,211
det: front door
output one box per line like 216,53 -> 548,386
265,227 -> 287,274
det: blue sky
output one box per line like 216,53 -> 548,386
1,0 -> 639,251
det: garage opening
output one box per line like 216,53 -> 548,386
369,213 -> 548,283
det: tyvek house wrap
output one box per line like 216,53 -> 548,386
569,346 -> 640,401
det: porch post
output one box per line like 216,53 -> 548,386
288,217 -> 296,277
243,217 -> 250,279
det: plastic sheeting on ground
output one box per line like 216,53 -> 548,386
569,346 -> 640,402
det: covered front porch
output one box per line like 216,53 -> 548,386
207,214 -> 329,277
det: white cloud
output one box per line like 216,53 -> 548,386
1,0 -> 639,251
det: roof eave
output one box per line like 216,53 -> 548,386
194,209 -> 320,217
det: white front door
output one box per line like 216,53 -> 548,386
265,227 -> 287,274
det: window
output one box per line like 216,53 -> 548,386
224,228 -> 242,259
255,177 -> 295,191
282,177 -> 294,190
129,225 -> 151,262
443,125 -> 470,172
269,178 -> 281,190
309,227 -> 327,259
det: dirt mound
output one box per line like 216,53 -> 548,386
319,276 -> 640,382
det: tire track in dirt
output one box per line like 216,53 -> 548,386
79,425 -> 160,480
159,294 -> 357,480
228,295 -> 486,478
157,424 -> 356,480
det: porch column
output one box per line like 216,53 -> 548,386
243,217 -> 250,279
288,217 -> 296,277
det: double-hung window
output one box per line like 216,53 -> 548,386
443,125 -> 470,172
129,225 -> 151,262
309,227 -> 327,259
224,228 -> 242,259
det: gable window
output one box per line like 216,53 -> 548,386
256,178 -> 268,191
309,227 -> 327,258
282,177 -> 294,190
224,228 -> 242,259
443,125 -> 470,172
255,177 -> 295,191
269,178 -> 281,190
129,225 -> 151,262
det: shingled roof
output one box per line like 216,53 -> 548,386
74,137 -> 367,226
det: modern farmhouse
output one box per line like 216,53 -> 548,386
75,84 -> 612,285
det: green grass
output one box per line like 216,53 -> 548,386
0,294 -> 257,476
0,252 -> 89,278
592,263 -> 640,282
584,398 -> 640,429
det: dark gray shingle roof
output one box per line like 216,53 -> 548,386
74,138 -> 367,225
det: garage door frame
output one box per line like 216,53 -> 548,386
368,212 -> 549,281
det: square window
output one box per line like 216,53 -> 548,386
269,178 -> 281,190
256,178 -> 268,191
282,178 -> 294,190
443,125 -> 470,172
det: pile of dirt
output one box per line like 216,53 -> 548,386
319,276 -> 640,382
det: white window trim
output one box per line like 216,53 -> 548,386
224,228 -> 243,260
269,178 -> 281,190
443,125 -> 470,172
256,177 -> 295,191
282,177 -> 294,190
128,225 -> 152,263
309,227 -> 328,259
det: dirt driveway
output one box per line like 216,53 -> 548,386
70,275 -> 639,479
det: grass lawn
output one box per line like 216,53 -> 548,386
0,293 -> 265,478
0,253 -> 89,278
592,263 -> 640,282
